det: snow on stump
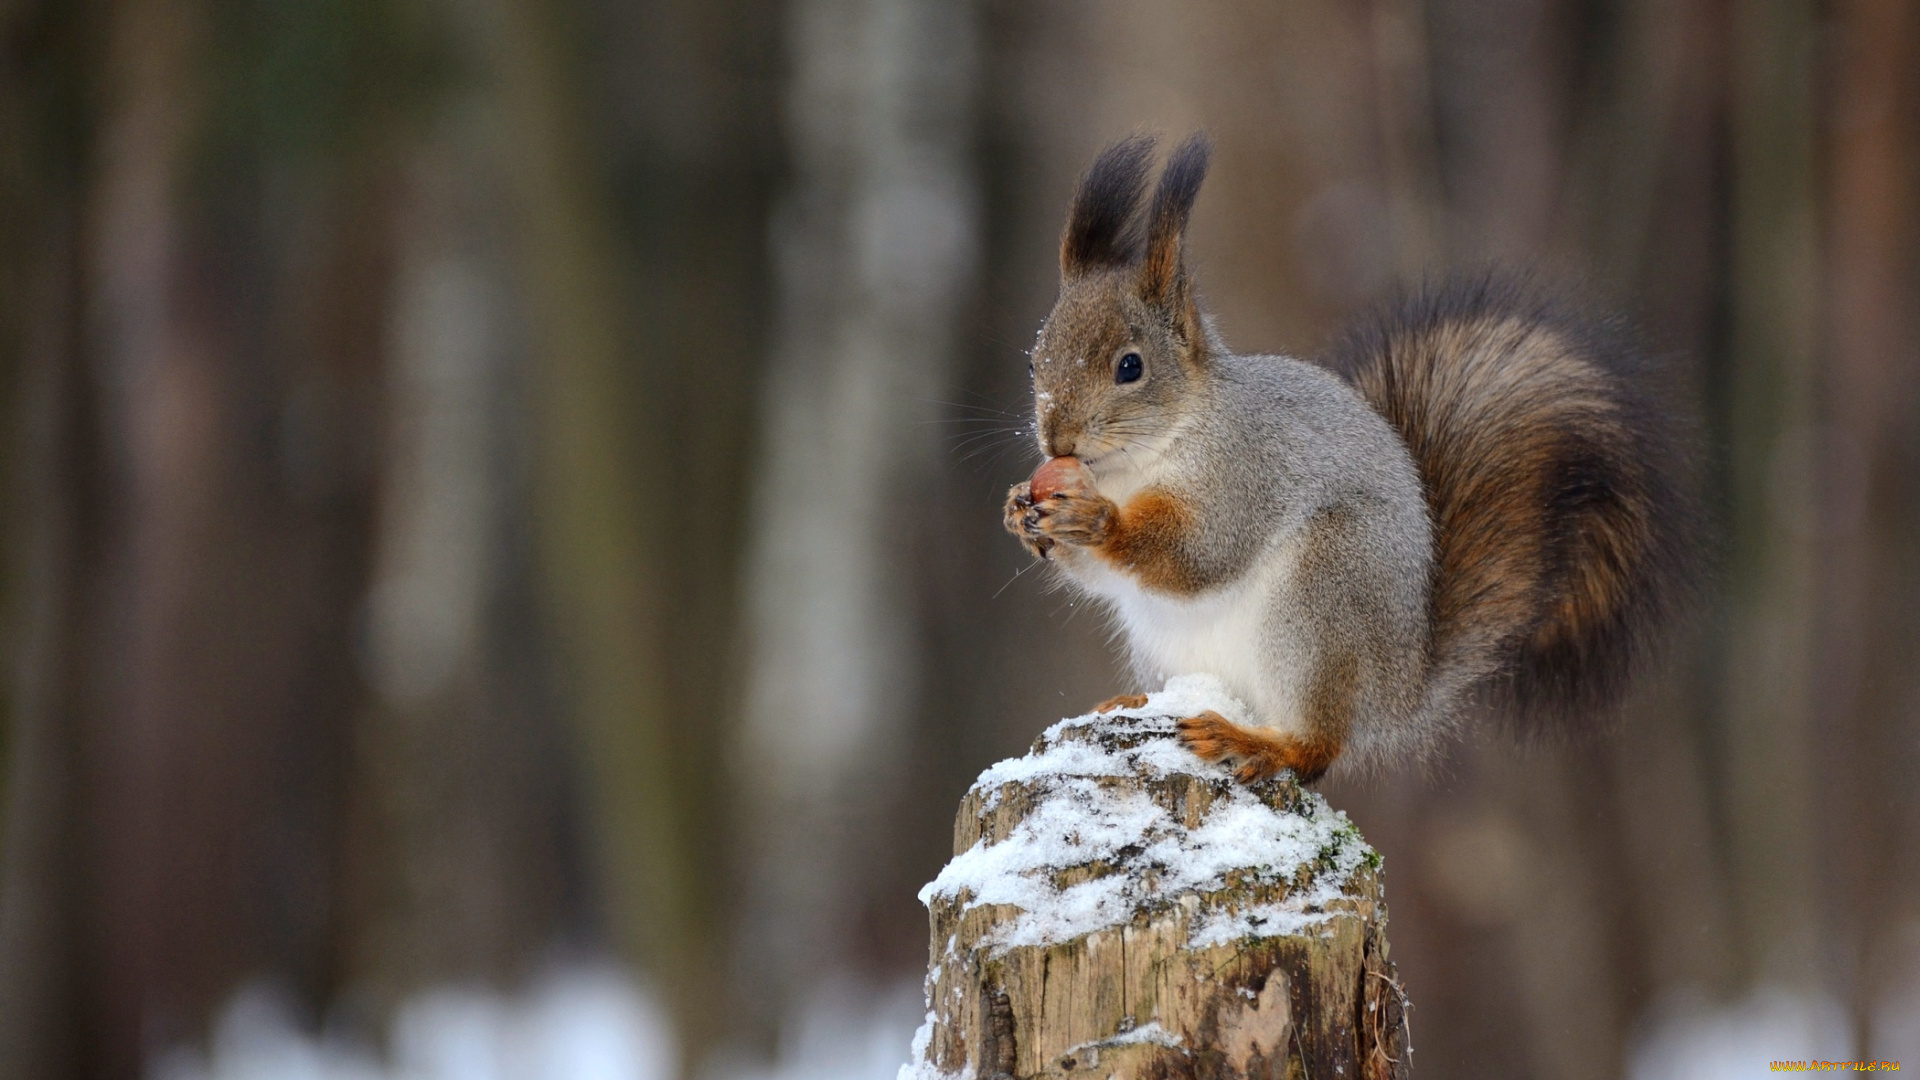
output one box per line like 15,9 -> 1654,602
903,675 -> 1411,1080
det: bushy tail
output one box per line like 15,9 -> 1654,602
1321,275 -> 1701,736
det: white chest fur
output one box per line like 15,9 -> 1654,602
1068,542 -> 1305,735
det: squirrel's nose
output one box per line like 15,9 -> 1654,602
1038,402 -> 1076,457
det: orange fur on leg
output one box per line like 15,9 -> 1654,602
1095,693 -> 1149,713
1095,490 -> 1211,595
1175,711 -> 1343,783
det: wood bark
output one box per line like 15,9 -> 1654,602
909,707 -> 1410,1080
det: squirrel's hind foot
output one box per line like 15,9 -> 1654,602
1176,712 -> 1340,784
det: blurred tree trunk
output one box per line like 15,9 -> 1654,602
480,0 -> 780,1069
1817,0 -> 1920,1050
0,0 -> 411,1074
574,0 -> 782,1056
1425,0 -> 1567,261
0,6 -> 102,1077
735,0 -> 981,1048
482,0 -> 697,1051
335,101 -> 591,1008
1720,0 -> 1825,991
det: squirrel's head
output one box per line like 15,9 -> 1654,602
1030,133 -> 1213,467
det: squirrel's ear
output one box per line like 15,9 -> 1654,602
1138,133 -> 1211,308
1061,135 -> 1155,279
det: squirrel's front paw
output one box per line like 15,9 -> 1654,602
1003,481 -> 1052,559
1030,485 -> 1117,549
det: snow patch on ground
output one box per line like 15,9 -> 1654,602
919,674 -> 1374,950
149,965 -> 675,1080
716,980 -> 925,1080
152,968 -> 930,1080
1627,985 -> 1852,1080
1874,979 -> 1920,1063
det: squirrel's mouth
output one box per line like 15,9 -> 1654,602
1073,444 -> 1141,484
1076,432 -> 1152,470
1073,444 -> 1120,473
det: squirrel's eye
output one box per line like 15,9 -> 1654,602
1116,352 -> 1143,385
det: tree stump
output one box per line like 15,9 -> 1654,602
901,676 -> 1411,1080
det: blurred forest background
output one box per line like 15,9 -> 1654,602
0,0 -> 1916,1077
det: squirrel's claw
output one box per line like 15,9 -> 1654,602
1005,477 -> 1116,557
1003,481 -> 1051,559
1176,712 -> 1240,763
1176,712 -> 1334,784
1177,712 -> 1286,784
1030,487 -> 1116,549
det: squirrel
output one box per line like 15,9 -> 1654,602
1003,133 -> 1699,783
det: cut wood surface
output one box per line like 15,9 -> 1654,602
902,676 -> 1411,1080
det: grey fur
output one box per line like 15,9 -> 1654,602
1038,346 -> 1440,774
1016,139 -> 1697,779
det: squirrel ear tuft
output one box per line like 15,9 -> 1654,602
1139,132 -> 1212,306
1061,135 -> 1156,278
